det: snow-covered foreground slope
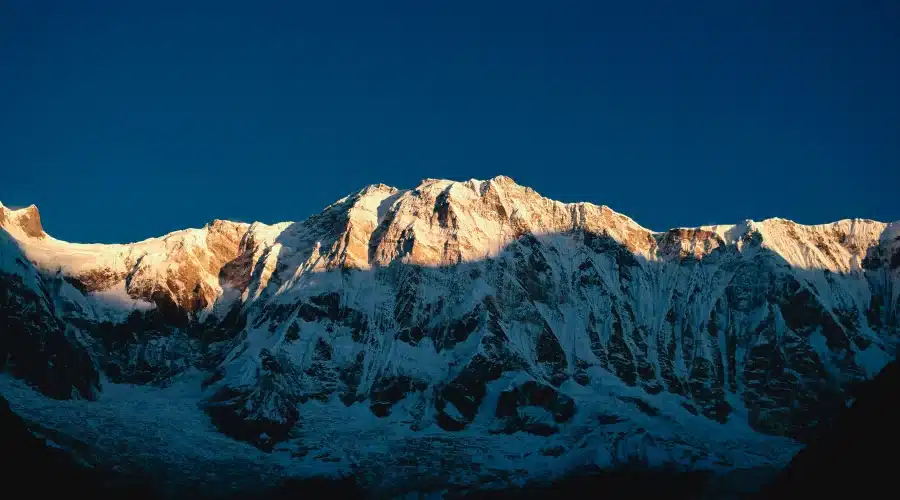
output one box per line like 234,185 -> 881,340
0,178 -> 898,494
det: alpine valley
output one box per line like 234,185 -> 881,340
1,176 -> 898,497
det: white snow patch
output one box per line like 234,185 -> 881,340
89,281 -> 155,320
855,345 -> 891,378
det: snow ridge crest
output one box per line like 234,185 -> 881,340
0,177 -> 896,277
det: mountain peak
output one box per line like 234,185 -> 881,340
489,174 -> 517,185
414,175 -> 518,191
358,183 -> 399,196
0,202 -> 45,239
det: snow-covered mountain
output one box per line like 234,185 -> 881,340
1,177 -> 898,495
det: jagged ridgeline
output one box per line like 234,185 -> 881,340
0,177 -> 898,493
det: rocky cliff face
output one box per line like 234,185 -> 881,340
0,179 -> 897,491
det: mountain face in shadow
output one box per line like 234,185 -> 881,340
759,358 -> 900,498
0,394 -> 163,499
0,177 -> 898,494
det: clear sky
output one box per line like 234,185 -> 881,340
1,0 -> 897,243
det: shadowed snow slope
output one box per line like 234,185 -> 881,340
1,176 -> 898,495
758,358 -> 900,498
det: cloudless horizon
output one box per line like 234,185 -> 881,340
2,0 -> 898,243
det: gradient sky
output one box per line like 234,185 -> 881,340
1,0 -> 897,243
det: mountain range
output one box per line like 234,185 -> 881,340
1,176 -> 897,496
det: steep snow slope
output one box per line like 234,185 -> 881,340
0,215 -> 98,400
1,177 -> 898,493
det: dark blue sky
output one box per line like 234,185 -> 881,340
2,0 -> 897,243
